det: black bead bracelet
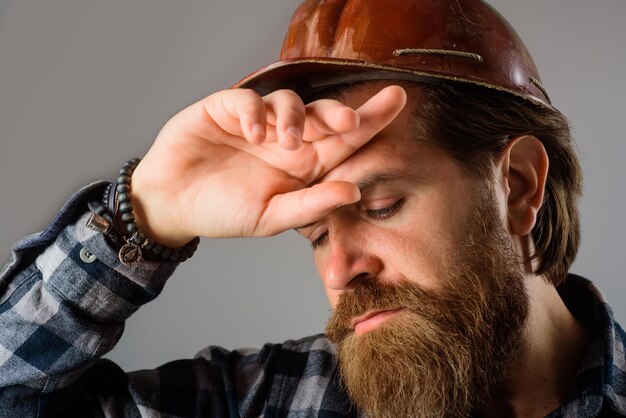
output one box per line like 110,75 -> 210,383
115,158 -> 199,265
86,158 -> 200,265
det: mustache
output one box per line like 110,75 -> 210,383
325,279 -> 467,343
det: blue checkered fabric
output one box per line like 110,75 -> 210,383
0,182 -> 624,417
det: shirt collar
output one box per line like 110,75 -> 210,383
548,274 -> 626,417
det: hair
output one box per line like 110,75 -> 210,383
307,80 -> 583,286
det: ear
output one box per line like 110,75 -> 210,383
499,135 -> 549,237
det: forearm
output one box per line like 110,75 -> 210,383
0,182 -> 179,415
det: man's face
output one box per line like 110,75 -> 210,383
300,82 -> 495,306
298,82 -> 530,417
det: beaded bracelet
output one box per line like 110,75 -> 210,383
87,158 -> 200,265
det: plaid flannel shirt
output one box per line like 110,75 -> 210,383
0,181 -> 625,417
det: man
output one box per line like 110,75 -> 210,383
0,0 -> 624,417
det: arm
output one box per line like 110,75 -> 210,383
0,86 -> 406,417
0,182 -> 179,416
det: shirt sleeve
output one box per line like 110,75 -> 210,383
0,182 -> 338,418
0,181 -> 180,417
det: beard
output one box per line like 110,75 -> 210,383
325,186 -> 529,418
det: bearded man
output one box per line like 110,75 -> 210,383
0,0 -> 624,417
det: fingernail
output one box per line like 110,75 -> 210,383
252,123 -> 265,136
286,126 -> 302,140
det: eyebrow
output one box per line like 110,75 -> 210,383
356,169 -> 417,193
294,169 -> 421,232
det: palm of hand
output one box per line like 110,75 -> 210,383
132,85 -> 407,244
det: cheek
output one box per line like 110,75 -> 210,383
314,253 -> 338,306
313,251 -> 326,280
313,219 -> 464,300
387,201 -> 465,289
389,227 -> 450,290
325,289 -> 341,309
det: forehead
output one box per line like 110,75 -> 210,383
319,81 -> 463,185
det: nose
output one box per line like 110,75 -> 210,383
320,229 -> 383,291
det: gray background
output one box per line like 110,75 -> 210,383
0,0 -> 624,371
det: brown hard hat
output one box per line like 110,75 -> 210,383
233,0 -> 552,108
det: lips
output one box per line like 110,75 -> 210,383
351,308 -> 405,336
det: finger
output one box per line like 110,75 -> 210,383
302,100 -> 361,142
263,89 -> 306,150
312,85 -> 407,176
202,88 -> 268,144
255,181 -> 360,235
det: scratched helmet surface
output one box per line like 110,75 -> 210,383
233,0 -> 552,108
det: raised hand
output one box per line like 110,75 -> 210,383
130,85 -> 407,248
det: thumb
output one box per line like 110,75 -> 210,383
255,181 -> 360,235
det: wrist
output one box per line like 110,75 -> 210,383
101,158 -> 199,264
127,171 -> 195,249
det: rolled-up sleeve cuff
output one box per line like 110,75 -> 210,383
3,181 -> 179,324
37,209 -> 178,323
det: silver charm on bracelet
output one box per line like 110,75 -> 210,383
119,233 -> 143,265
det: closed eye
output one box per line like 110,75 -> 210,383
364,199 -> 404,220
310,231 -> 328,250
310,199 -> 404,250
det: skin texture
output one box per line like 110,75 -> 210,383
303,84 -> 482,304
132,81 -> 589,417
131,85 -> 407,247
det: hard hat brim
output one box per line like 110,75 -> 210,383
233,58 -> 553,109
